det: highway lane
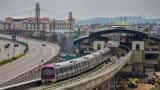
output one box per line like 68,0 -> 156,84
0,34 -> 60,86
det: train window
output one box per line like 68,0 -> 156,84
96,56 -> 99,61
76,64 -> 79,68
72,65 -> 75,72
99,56 -> 101,60
82,62 -> 86,66
84,61 -> 87,66
63,67 -> 67,73
85,61 -> 88,67
74,64 -> 78,72
76,64 -> 80,72
65,66 -> 69,71
70,65 -> 73,70
72,65 -> 75,70
85,61 -> 88,66
63,67 -> 66,72
87,61 -> 90,66
97,56 -> 99,61
42,68 -> 54,75
69,66 -> 71,71
96,56 -> 99,62
102,53 -> 105,57
69,66 -> 71,70
55,69 -> 59,75
78,63 -> 81,71
78,63 -> 81,67
82,62 -> 85,67
67,66 -> 70,71
59,68 -> 63,73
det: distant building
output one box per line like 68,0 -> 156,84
51,12 -> 75,33
2,16 -> 51,31
0,12 -> 75,33
23,17 -> 51,32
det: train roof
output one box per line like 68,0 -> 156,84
92,50 -> 101,56
99,49 -> 106,53
55,58 -> 80,68
103,47 -> 110,52
42,64 -> 54,68
92,51 -> 101,56
56,61 -> 71,67
83,54 -> 95,59
49,47 -> 110,69
72,56 -> 87,63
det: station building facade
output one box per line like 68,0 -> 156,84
0,12 -> 75,33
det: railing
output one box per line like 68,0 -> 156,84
0,79 -> 41,90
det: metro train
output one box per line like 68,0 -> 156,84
41,41 -> 119,83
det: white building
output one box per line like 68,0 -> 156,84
0,12 -> 75,33
51,12 -> 75,33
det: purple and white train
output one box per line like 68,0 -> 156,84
41,41 -> 119,83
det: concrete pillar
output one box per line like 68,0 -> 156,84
93,41 -> 105,50
132,41 -> 144,50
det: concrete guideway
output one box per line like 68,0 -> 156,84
30,51 -> 132,90
55,52 -> 132,90
0,34 -> 60,87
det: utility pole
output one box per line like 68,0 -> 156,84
36,2 -> 40,32
12,34 -> 16,57
35,2 -> 45,40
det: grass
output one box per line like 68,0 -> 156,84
0,54 -> 25,66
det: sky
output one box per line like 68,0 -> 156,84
0,0 -> 160,20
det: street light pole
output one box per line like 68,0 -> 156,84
12,34 -> 16,57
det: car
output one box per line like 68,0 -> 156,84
4,43 -> 10,48
41,43 -> 46,46
14,44 -> 19,47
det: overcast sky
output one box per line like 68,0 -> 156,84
0,0 -> 160,20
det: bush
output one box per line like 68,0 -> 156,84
0,53 -> 25,66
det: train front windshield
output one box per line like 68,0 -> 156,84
41,68 -> 55,79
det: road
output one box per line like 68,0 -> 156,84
0,34 -> 60,86
0,40 -> 25,61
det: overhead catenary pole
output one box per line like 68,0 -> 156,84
36,2 -> 40,32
